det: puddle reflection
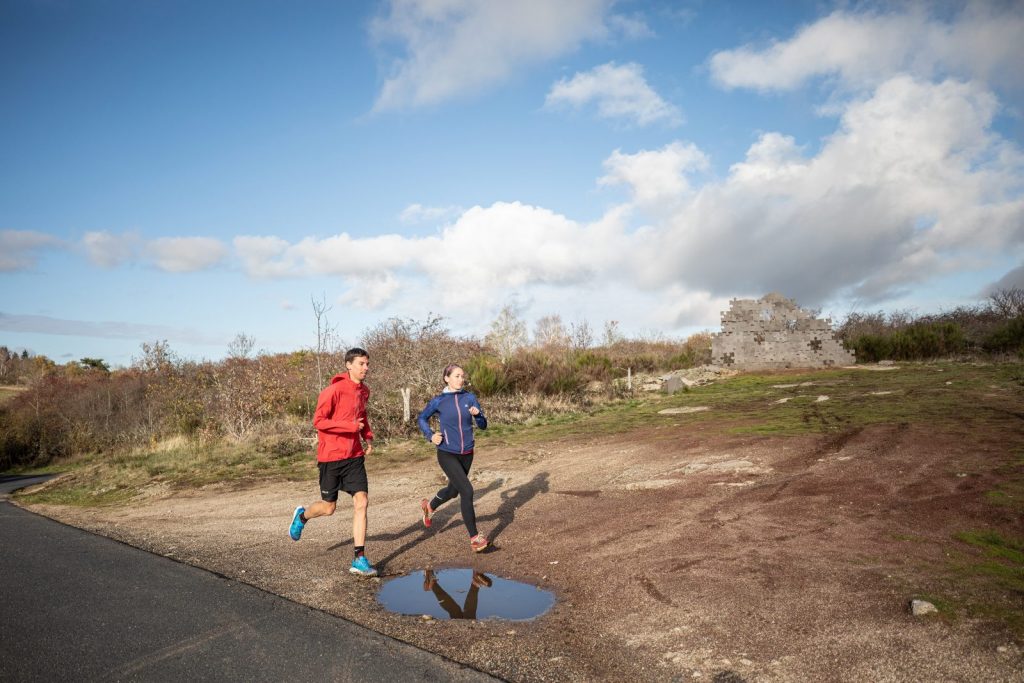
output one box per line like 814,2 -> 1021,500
378,568 -> 555,621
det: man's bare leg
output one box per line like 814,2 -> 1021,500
302,500 -> 337,521
352,492 -> 368,547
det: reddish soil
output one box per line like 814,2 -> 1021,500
24,418 -> 1024,681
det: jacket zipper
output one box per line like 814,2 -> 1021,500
454,395 -> 465,453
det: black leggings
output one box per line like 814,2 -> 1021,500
430,449 -> 477,537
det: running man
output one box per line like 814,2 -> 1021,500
417,363 -> 490,552
289,347 -> 377,576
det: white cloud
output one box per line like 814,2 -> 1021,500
598,141 -> 708,208
545,62 -> 682,126
629,75 -> 1024,304
420,201 -> 625,307
370,0 -> 639,110
340,272 -> 401,310
0,312 -> 222,345
229,65 -> 1023,322
0,230 -> 62,271
147,237 -> 228,273
651,287 -> 732,329
398,203 -> 463,225
709,4 -> 1024,93
230,201 -> 633,311
234,236 -> 298,278
606,13 -> 654,41
82,231 -> 139,268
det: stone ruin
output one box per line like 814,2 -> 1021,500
711,293 -> 855,370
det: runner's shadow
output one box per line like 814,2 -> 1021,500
329,478 -> 505,569
477,471 -> 549,545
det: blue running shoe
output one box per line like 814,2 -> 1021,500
289,506 -> 305,541
349,555 -> 378,576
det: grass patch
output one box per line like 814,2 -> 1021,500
480,361 -> 1024,445
955,530 -> 1024,567
946,530 -> 1024,634
13,432 -> 438,507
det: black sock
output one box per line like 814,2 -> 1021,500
354,546 -> 365,559
299,513 -> 307,523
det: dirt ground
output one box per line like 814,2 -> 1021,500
22,417 -> 1024,682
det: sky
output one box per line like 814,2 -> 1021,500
2,0 -> 1023,367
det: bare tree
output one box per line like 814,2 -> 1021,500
989,288 -> 1024,319
0,346 -> 11,383
534,314 -> 569,349
602,320 -> 622,347
485,304 -> 528,361
227,333 -> 255,360
311,294 -> 336,388
569,319 -> 593,350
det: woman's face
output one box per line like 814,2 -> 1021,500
445,367 -> 465,390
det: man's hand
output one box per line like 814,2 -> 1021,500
364,441 -> 373,456
431,433 -> 443,446
356,419 -> 365,431
469,406 -> 480,416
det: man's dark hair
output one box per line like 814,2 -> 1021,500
345,347 -> 369,364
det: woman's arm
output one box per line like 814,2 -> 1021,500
417,396 -> 440,440
470,394 -> 487,430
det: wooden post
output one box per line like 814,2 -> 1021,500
401,387 -> 411,423
627,367 -> 632,390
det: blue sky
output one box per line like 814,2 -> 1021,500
2,0 -> 1023,367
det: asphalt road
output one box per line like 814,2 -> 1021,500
0,476 -> 498,682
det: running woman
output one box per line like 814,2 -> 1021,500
289,347 -> 378,576
417,363 -> 490,552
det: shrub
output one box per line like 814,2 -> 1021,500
983,316 -> 1024,355
463,355 -> 507,396
846,322 -> 967,361
505,351 -> 585,396
847,334 -> 892,363
572,351 -> 614,381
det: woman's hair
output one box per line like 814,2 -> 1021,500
443,363 -> 463,382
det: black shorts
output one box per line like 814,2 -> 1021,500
318,457 -> 368,502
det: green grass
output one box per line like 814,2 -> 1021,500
940,530 -> 1024,634
478,361 -> 1024,446
13,432 -> 437,507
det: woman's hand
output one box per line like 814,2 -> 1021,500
431,432 -> 443,446
469,406 -> 480,416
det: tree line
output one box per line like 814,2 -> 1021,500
2,290 -> 1022,472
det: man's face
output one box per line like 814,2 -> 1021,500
346,355 -> 369,383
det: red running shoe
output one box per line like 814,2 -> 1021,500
470,534 -> 489,553
420,499 -> 433,528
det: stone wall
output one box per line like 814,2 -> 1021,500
710,293 -> 855,370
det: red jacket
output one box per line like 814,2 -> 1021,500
313,372 -> 373,462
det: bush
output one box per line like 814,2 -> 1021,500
845,322 -> 967,361
463,355 -> 507,396
983,316 -> 1024,355
572,351 -> 614,381
847,334 -> 892,363
890,322 -> 967,359
505,351 -> 585,396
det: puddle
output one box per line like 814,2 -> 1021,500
378,569 -> 555,621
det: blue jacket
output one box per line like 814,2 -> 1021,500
417,389 -> 487,455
